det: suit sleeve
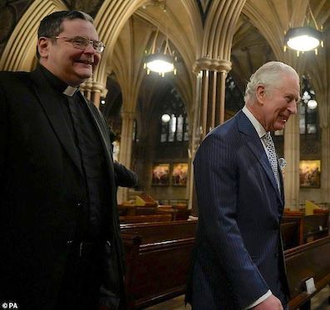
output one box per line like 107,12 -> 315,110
194,133 -> 269,308
114,162 -> 138,188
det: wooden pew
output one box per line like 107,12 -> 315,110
282,213 -> 304,245
120,220 -> 198,309
119,214 -> 172,224
281,221 -> 301,250
156,207 -> 191,221
282,212 -> 329,244
285,236 -> 330,310
120,219 -> 329,310
303,213 -> 329,242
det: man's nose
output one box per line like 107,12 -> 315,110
288,101 -> 298,115
84,43 -> 97,54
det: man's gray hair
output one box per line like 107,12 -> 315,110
244,61 -> 299,103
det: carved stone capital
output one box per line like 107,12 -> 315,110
192,57 -> 232,74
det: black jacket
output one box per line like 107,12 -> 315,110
0,66 -> 125,309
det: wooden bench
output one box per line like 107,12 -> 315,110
303,213 -> 329,243
120,220 -> 198,309
119,214 -> 172,224
156,207 -> 191,221
281,221 -> 301,250
282,213 -> 304,245
119,218 -> 329,309
285,236 -> 330,310
282,212 -> 329,244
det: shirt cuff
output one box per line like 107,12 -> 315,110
244,290 -> 272,309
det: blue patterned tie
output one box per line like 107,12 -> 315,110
262,132 -> 280,189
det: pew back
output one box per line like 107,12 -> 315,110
120,220 -> 198,309
281,221 -> 301,250
285,236 -> 330,309
303,213 -> 329,242
119,214 -> 172,223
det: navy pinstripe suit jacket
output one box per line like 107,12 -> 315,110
186,110 -> 289,309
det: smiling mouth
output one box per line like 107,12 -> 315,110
279,115 -> 288,123
76,59 -> 93,65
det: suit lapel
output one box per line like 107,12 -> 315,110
237,112 -> 283,203
30,68 -> 83,176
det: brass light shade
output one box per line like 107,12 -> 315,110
285,26 -> 322,52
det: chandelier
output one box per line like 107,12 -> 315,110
143,1 -> 177,77
284,3 -> 323,55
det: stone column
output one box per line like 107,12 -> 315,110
193,58 -> 231,138
284,114 -> 300,209
188,72 -> 202,212
117,111 -> 136,204
188,59 -> 231,214
320,124 -> 330,203
80,80 -> 104,108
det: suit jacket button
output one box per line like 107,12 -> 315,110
77,201 -> 83,207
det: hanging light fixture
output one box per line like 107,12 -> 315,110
143,1 -> 177,77
284,3 -> 323,55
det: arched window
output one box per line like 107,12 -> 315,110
300,76 -> 318,135
225,75 -> 244,120
160,88 -> 189,143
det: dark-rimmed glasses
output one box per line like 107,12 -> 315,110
54,36 -> 105,53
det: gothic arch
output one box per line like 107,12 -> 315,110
93,0 -> 150,86
0,0 -> 67,71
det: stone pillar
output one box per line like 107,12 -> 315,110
188,72 -> 203,212
188,59 -> 231,214
91,82 -> 104,108
117,111 -> 135,204
193,58 -> 231,138
320,124 -> 330,203
82,80 -> 92,101
80,80 -> 104,108
284,114 -> 300,209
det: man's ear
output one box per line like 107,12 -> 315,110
37,37 -> 51,59
256,84 -> 266,104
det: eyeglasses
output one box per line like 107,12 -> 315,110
54,36 -> 105,53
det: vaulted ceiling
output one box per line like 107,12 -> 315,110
1,0 -> 330,121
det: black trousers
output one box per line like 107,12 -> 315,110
55,241 -> 104,310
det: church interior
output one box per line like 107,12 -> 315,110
1,0 -> 330,309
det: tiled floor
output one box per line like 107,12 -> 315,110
145,285 -> 330,310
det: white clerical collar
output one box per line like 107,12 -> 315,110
242,105 -> 266,138
63,85 -> 79,97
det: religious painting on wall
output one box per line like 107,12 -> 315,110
172,163 -> 188,186
152,163 -> 170,186
299,160 -> 321,188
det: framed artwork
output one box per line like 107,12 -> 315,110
299,160 -> 321,188
152,163 -> 170,186
172,163 -> 188,186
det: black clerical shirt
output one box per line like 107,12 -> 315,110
40,65 -> 110,240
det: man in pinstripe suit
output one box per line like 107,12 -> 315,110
186,62 -> 300,309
